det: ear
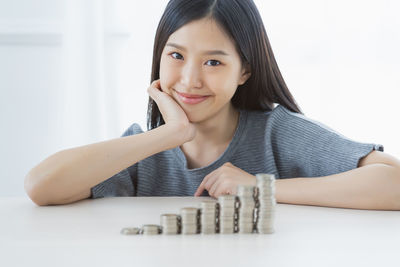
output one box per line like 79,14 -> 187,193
238,63 -> 251,85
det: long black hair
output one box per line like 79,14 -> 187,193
147,0 -> 303,130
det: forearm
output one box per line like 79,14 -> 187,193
276,164 -> 400,210
25,124 -> 181,205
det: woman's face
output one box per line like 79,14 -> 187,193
159,18 -> 251,123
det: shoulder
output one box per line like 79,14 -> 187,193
121,123 -> 145,137
244,104 -> 312,131
266,104 -> 344,137
243,104 -> 352,144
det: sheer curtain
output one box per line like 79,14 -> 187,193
63,0 -> 122,143
60,0 -> 164,144
0,0 -> 164,196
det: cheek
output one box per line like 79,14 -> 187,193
159,58 -> 178,94
208,75 -> 238,99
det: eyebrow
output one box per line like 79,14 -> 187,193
166,42 -> 230,56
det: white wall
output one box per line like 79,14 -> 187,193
0,0 -> 399,197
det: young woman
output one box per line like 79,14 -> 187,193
25,0 -> 400,210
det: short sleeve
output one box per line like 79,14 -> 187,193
268,105 -> 384,179
90,123 -> 144,199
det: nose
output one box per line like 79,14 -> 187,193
180,60 -> 202,89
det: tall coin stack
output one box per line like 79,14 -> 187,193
236,185 -> 256,234
199,200 -> 217,234
255,173 -> 276,234
180,207 -> 199,235
217,195 -> 237,234
160,214 -> 179,235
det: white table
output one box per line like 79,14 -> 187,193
1,196 -> 399,267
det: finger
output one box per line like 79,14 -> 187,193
214,184 -> 230,198
194,187 -> 203,197
147,85 -> 158,98
202,172 -> 220,194
194,176 -> 211,196
194,172 -> 213,196
194,169 -> 219,196
208,178 -> 223,197
194,181 -> 205,196
154,80 -> 162,91
148,79 -> 160,92
151,79 -> 160,87
147,82 -> 165,101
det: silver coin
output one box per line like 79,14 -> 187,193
258,195 -> 276,200
238,227 -> 254,234
257,181 -> 276,186
238,199 -> 255,205
162,229 -> 178,235
219,227 -> 235,234
142,224 -> 160,235
218,195 -> 237,206
201,228 -> 216,235
258,210 -> 276,215
257,227 -> 275,234
256,173 -> 276,182
120,227 -> 141,235
180,207 -> 198,215
237,185 -> 255,196
181,227 -> 197,235
160,214 -> 178,220
180,214 -> 198,219
200,200 -> 217,210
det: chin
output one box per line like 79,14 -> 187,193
185,110 -> 209,124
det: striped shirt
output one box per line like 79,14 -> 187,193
90,104 -> 384,198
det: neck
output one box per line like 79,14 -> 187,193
183,103 -> 240,149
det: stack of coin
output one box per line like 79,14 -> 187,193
199,200 -> 217,234
180,207 -> 199,235
237,185 -> 256,234
141,224 -> 161,235
160,214 -> 179,235
218,195 -> 236,234
255,173 -> 276,234
120,227 -> 141,235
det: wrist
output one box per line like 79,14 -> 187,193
158,124 -> 187,148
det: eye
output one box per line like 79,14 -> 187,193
206,60 -> 221,67
170,52 -> 183,60
169,52 -> 222,67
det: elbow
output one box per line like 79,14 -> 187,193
390,166 -> 400,210
24,171 -> 50,206
395,173 -> 400,210
385,166 -> 400,210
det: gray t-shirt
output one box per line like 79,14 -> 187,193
90,104 -> 384,198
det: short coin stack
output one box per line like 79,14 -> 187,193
160,214 -> 179,235
236,185 -> 256,234
180,207 -> 199,235
120,227 -> 140,235
199,200 -> 217,234
255,173 -> 276,234
141,224 -> 160,235
217,195 -> 236,234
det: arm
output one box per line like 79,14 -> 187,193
24,124 -> 183,206
276,151 -> 400,210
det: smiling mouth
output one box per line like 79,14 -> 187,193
175,90 -> 211,105
176,91 -> 210,98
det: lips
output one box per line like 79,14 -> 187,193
176,91 -> 210,98
175,90 -> 211,105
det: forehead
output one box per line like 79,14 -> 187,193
165,18 -> 238,56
